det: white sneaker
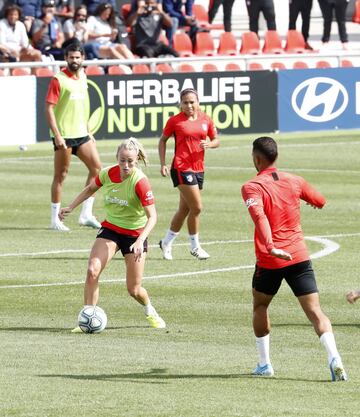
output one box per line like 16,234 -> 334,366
79,216 -> 101,229
159,240 -> 173,260
50,221 -> 70,231
190,247 -> 210,260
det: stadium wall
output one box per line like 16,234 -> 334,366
1,68 -> 359,147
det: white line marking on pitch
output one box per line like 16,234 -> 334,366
0,236 -> 343,290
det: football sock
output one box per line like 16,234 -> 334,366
189,233 -> 200,250
51,202 -> 61,224
320,331 -> 341,364
80,196 -> 95,219
144,301 -> 155,316
162,230 -> 179,246
255,334 -> 271,366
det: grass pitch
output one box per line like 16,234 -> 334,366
0,131 -> 359,417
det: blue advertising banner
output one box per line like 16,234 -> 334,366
278,68 -> 360,132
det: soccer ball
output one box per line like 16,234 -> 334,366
78,305 -> 107,333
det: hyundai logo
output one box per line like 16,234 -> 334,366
291,77 -> 348,122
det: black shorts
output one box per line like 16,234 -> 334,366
170,168 -> 204,190
252,260 -> 318,297
52,136 -> 90,156
96,227 -> 148,256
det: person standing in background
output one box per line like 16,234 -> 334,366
245,0 -> 277,35
45,43 -> 102,231
241,136 -> 347,381
208,0 -> 235,32
318,0 -> 349,49
289,0 -> 314,50
158,88 -> 220,261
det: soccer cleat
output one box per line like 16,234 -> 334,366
71,326 -> 83,333
252,363 -> 274,377
146,313 -> 166,329
159,240 -> 173,260
79,216 -> 101,229
50,221 -> 70,231
190,247 -> 210,260
329,358 -> 348,382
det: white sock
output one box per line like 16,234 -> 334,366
256,334 -> 271,366
189,233 -> 200,250
51,202 -> 61,224
162,229 -> 179,246
80,196 -> 95,219
144,300 -> 156,316
320,332 -> 341,364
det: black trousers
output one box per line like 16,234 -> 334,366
135,42 -> 179,58
318,0 -> 349,43
208,0 -> 236,32
245,0 -> 277,34
288,0 -> 313,42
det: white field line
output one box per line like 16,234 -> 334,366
0,234 -> 352,290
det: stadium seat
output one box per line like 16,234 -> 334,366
35,67 -> 54,77
240,31 -> 260,54
122,3 -> 132,21
156,63 -> 173,74
202,63 -> 219,72
217,32 -> 238,55
293,61 -> 309,69
173,32 -> 193,57
341,59 -> 353,67
132,64 -> 150,74
108,65 -> 128,75
176,63 -> 196,73
284,30 -> 306,53
85,65 -> 104,75
194,31 -> 215,56
248,62 -> 264,71
352,0 -> 360,23
192,4 -> 224,30
225,62 -> 242,71
263,30 -> 284,54
270,61 -> 286,70
316,60 -> 331,68
11,67 -> 31,76
0,68 -> 6,76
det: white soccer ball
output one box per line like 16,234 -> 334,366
78,305 -> 107,334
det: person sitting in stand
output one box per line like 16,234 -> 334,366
126,0 -> 178,58
0,4 -> 42,66
87,2 -> 134,60
8,0 -> 42,33
53,0 -> 74,24
30,0 -> 64,60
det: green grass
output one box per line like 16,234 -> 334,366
0,131 -> 359,417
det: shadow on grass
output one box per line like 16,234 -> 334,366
0,325 -> 148,332
37,368 -> 328,384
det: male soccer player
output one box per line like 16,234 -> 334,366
241,136 -> 347,381
46,42 -> 102,231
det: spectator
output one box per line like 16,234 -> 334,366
87,2 -> 134,59
8,0 -> 42,32
127,0 -> 178,58
62,5 -> 99,58
245,0 -> 276,35
208,0 -> 235,32
0,4 -> 42,65
0,4 -> 43,59
289,0 -> 314,50
30,0 -> 64,60
318,0 -> 349,49
53,0 -> 75,24
82,0 -> 116,16
163,0 -> 197,45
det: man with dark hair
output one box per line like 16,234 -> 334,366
241,136 -> 347,381
45,42 -> 102,231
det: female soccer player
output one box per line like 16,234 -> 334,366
60,138 -> 166,330
158,88 -> 220,260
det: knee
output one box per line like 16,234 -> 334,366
54,168 -> 68,184
86,260 -> 101,282
190,205 -> 202,217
